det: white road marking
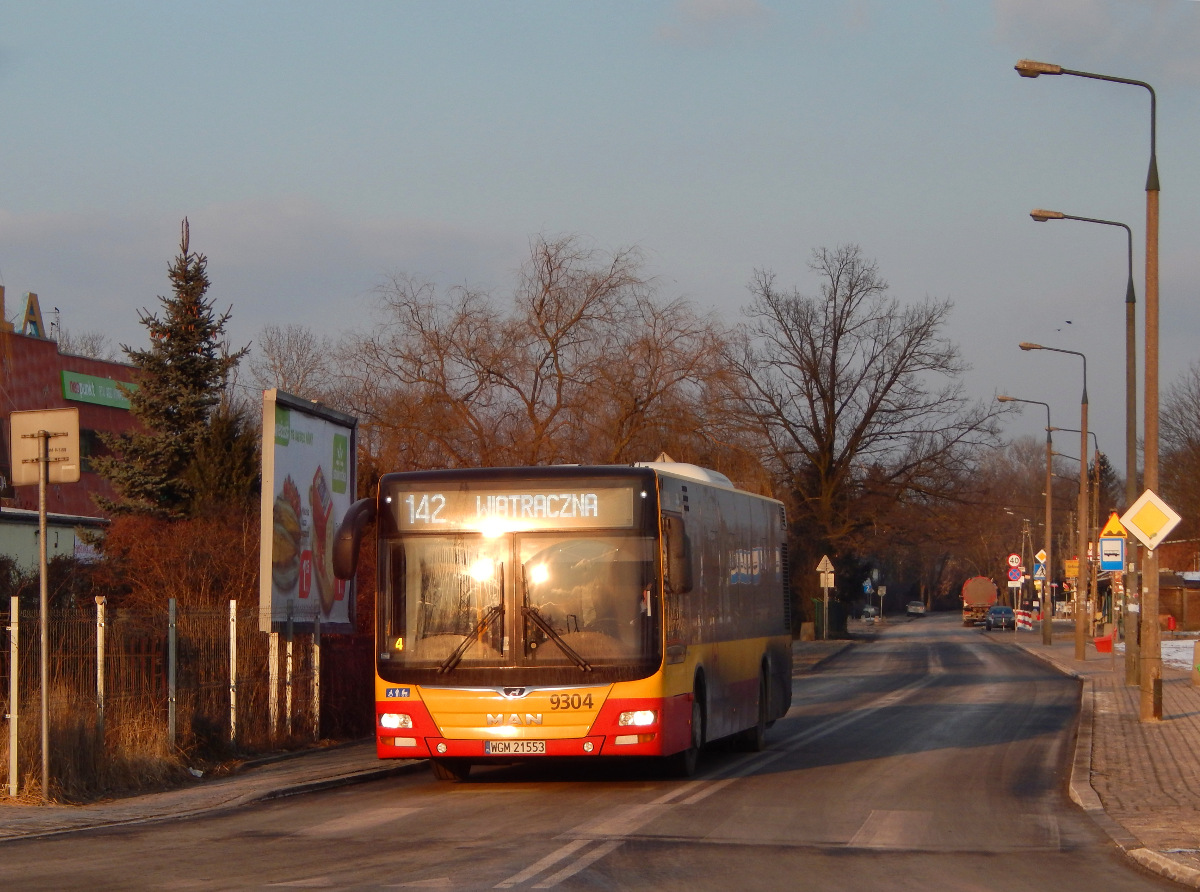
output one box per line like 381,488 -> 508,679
848,809 -> 933,848
531,840 -> 623,888
493,839 -> 592,888
297,806 -> 422,837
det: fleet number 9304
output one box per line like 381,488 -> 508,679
549,693 -> 594,710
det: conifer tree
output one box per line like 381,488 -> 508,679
95,220 -> 249,517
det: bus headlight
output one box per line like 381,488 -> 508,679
618,710 -> 656,727
380,713 -> 413,730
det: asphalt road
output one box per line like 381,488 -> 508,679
0,614 -> 1178,890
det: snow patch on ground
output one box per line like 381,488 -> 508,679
1113,639 -> 1199,671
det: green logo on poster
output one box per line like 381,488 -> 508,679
274,406 -> 313,447
275,406 -> 291,446
332,434 -> 348,494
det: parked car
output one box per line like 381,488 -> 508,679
861,605 -> 879,623
985,605 -> 1016,631
906,600 -> 926,617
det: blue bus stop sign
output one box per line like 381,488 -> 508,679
1099,537 -> 1125,572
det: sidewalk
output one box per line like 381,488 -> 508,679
1015,625 -> 1200,888
0,741 -> 421,842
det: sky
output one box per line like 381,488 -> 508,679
2,0 -> 1199,481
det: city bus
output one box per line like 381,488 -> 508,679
333,461 -> 792,780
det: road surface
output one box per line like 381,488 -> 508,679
0,614 -> 1175,890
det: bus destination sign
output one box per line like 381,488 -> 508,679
393,483 -> 637,532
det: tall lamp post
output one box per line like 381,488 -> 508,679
1015,56 -> 1159,716
1030,208 -> 1140,681
1020,343 -> 1088,660
997,395 -> 1053,646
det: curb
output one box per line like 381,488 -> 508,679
255,760 -> 427,805
0,760 -> 426,844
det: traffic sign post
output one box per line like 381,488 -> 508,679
816,555 -> 834,641
8,408 -> 81,803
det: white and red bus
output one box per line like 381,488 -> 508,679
334,461 -> 792,780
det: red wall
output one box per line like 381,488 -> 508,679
1,330 -> 139,517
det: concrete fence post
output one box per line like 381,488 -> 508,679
95,597 -> 106,749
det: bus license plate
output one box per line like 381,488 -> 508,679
485,740 -> 546,755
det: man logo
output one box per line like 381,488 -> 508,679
502,687 -> 527,699
486,713 -> 543,726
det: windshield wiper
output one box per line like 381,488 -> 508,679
439,601 -> 504,673
522,605 -> 592,671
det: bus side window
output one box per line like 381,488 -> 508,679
662,514 -> 693,595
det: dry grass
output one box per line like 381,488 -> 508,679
1,604 -> 371,803
0,686 -> 190,802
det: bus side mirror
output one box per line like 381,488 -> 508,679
663,514 -> 693,594
333,497 -> 376,580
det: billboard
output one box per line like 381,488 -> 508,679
259,390 -> 357,633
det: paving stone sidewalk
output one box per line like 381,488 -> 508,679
1016,631 -> 1200,888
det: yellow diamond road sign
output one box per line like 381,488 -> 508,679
1120,489 -> 1181,551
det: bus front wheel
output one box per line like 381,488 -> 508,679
669,692 -> 704,778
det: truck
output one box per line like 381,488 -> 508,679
962,576 -> 997,626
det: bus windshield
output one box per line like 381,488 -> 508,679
379,530 -> 660,682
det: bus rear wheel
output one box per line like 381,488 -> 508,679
430,758 -> 471,782
737,671 -> 769,752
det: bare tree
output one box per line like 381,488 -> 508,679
338,234 -> 747,477
1162,359 -> 1200,539
56,328 -> 117,361
249,323 -> 334,398
726,244 -> 1003,582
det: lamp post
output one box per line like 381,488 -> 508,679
997,395 -> 1053,645
1020,343 -> 1088,660
1015,56 -> 1159,716
1030,208 -> 1140,681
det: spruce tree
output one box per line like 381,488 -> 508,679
95,220 -> 249,518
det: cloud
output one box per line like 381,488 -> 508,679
993,0 -> 1200,82
656,0 -> 772,46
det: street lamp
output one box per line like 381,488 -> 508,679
997,395 -> 1053,646
1015,57 -> 1159,718
1031,208 -> 1140,681
1020,343 -> 1089,660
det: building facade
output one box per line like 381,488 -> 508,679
0,287 -> 138,519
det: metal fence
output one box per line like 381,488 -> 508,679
1,598 -> 373,798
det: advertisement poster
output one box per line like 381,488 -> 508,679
259,390 -> 357,633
